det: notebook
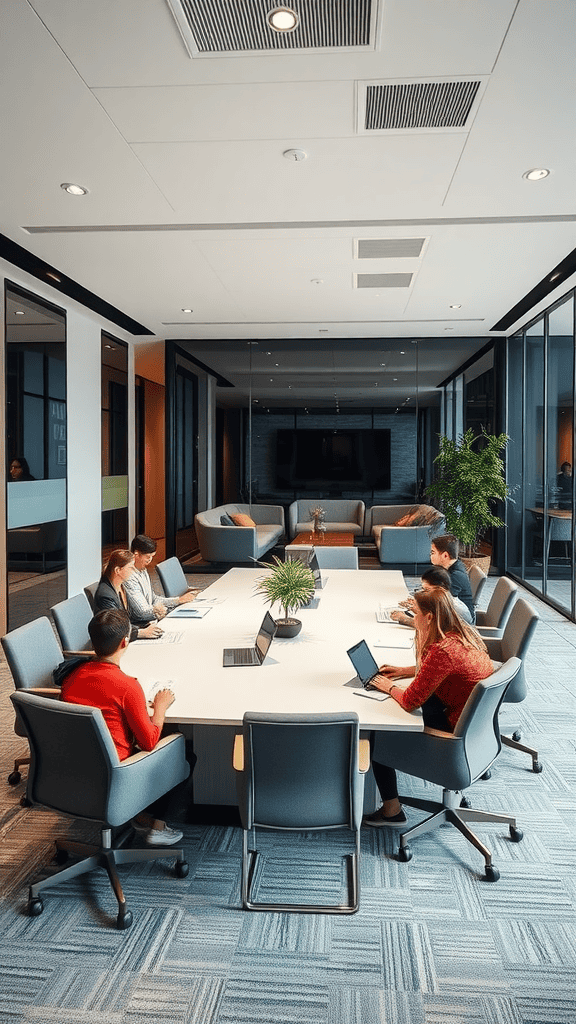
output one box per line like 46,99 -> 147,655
223,610 -> 277,667
376,604 -> 414,623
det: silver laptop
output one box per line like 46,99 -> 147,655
346,639 -> 381,690
223,611 -> 277,667
289,548 -> 325,589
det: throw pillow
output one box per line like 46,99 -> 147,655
220,513 -> 235,526
395,511 -> 418,526
230,513 -> 257,527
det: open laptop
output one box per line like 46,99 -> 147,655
223,610 -> 277,667
346,639 -> 382,690
288,548 -> 325,589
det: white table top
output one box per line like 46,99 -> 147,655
122,567 -> 423,732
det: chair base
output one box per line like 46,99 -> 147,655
501,733 -> 542,772
27,826 -> 188,929
397,790 -> 523,881
8,754 -> 30,786
241,828 -> 360,914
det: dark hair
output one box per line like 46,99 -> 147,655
413,587 -> 485,661
88,608 -> 130,657
131,534 -> 157,555
421,566 -> 451,591
561,462 -> 571,472
9,456 -> 34,480
104,549 -> 134,580
431,534 -> 459,560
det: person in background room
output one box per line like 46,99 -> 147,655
429,534 -> 475,622
123,534 -> 199,627
556,462 -> 572,508
94,549 -> 162,641
9,456 -> 34,481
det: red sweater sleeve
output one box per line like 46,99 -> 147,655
396,645 -> 453,713
121,678 -> 161,752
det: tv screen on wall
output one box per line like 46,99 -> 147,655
276,429 -> 391,490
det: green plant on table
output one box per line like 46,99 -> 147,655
255,555 -> 315,623
426,427 -> 510,556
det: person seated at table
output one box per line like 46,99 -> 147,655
60,608 -> 186,845
556,462 -> 572,508
123,534 -> 199,627
364,587 -> 492,826
430,534 -> 475,622
391,566 -> 473,626
94,549 -> 162,641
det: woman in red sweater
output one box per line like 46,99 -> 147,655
365,587 -> 493,826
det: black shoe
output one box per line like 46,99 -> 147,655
363,807 -> 407,827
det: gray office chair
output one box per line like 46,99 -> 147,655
234,711 -> 369,913
372,658 -> 524,881
84,582 -> 99,612
314,546 -> 359,569
468,565 -> 487,611
547,515 -> 572,560
481,598 -> 541,772
475,576 -> 518,638
156,556 -> 189,598
51,592 -> 94,655
2,617 -> 63,786
11,690 -> 190,929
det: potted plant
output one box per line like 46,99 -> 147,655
426,427 -> 510,573
255,555 -> 316,638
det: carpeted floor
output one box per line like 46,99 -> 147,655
1,575 -> 576,1023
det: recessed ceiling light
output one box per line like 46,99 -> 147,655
181,308 -> 193,313
444,327 -> 454,331
267,6 -> 299,31
550,272 -> 561,282
380,363 -> 386,366
15,310 -> 25,315
46,271 -> 61,283
522,168 -> 550,181
393,377 -> 398,381
104,344 -> 115,350
450,304 -> 462,309
60,182 -> 88,196
400,350 -> 405,355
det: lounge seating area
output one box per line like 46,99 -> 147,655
365,504 -> 445,564
194,503 -> 285,563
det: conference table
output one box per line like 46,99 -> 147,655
123,567 -> 422,805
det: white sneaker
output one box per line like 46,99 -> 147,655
145,824 -> 183,846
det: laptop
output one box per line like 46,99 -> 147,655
223,610 -> 277,667
288,548 -> 325,589
346,639 -> 381,690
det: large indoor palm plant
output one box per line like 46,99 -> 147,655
426,427 -> 510,562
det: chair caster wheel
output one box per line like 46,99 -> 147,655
8,771 -> 21,786
512,730 -> 522,742
55,848 -> 69,865
20,795 -> 31,808
484,865 -> 500,882
28,897 -> 44,917
532,761 -> 543,773
175,859 -> 189,878
397,846 -> 412,863
116,910 -> 133,930
460,796 -> 471,808
481,769 -> 492,780
509,827 -> 523,843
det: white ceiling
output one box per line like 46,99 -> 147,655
2,0 -> 576,408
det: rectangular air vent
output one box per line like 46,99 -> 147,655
357,238 -> 425,259
356,273 -> 413,288
358,79 -> 486,134
167,0 -> 377,56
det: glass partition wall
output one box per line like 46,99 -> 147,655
101,334 -> 128,560
4,284 -> 67,629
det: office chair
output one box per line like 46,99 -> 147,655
51,592 -> 94,655
2,617 -> 63,787
481,598 -> 541,772
547,515 -> 572,561
233,711 -> 369,913
11,690 -> 190,930
314,547 -> 359,569
156,556 -> 189,598
372,658 -> 524,881
468,565 -> 487,611
475,577 -> 518,638
84,582 -> 99,612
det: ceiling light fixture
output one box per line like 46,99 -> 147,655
60,182 -> 88,196
283,148 -> 307,161
181,307 -> 193,313
522,168 -> 550,181
46,271 -> 61,283
450,304 -> 462,309
15,310 -> 24,315
267,6 -> 299,31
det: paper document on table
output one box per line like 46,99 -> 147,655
372,628 -> 415,649
134,630 -> 185,644
168,605 -> 212,619
146,679 -> 179,701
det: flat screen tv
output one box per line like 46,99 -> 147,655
276,429 -> 391,490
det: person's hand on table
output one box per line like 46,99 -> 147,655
152,687 -> 175,712
178,589 -> 200,604
377,664 -> 414,681
390,610 -> 414,627
153,602 -> 167,620
139,622 -> 163,639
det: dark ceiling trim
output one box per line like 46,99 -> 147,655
171,340 -> 234,387
0,233 -> 153,336
491,245 -> 576,332
436,339 -> 495,389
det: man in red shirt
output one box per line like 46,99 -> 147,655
61,608 -> 185,845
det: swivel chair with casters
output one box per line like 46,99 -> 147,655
468,565 -> 487,612
11,691 -> 190,930
156,556 -> 190,598
1,616 -> 63,788
475,577 -> 518,639
83,581 -> 99,612
233,711 -> 369,914
51,592 -> 94,655
481,597 -> 541,773
370,658 -> 524,881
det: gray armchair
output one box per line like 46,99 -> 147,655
11,691 -> 190,929
365,504 -> 445,564
233,711 -> 369,913
475,577 -> 518,638
371,658 -> 524,881
195,504 -> 285,562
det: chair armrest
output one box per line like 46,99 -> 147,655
63,650 -> 95,658
233,733 -> 244,771
124,732 -> 184,765
27,687 -> 62,698
358,737 -> 370,773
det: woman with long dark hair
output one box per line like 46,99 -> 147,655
94,549 -> 162,641
365,587 -> 493,826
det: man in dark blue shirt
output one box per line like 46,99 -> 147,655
430,534 -> 475,622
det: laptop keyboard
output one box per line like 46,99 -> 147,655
234,648 -> 257,665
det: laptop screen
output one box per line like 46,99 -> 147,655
255,611 -> 277,659
346,639 -> 379,684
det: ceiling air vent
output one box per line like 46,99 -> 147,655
361,79 -> 483,132
356,273 -> 413,288
167,0 -> 378,56
357,238 -> 425,259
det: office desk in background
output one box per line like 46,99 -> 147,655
123,567 -> 422,805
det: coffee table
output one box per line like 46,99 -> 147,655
291,531 -> 355,546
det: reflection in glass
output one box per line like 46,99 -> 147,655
507,333 -> 524,579
101,334 -> 128,552
545,296 -> 574,611
522,318 -> 545,593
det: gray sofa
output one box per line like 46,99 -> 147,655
194,504 -> 285,563
365,504 -> 445,564
288,499 -> 365,540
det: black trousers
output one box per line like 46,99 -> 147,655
371,694 -> 451,802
